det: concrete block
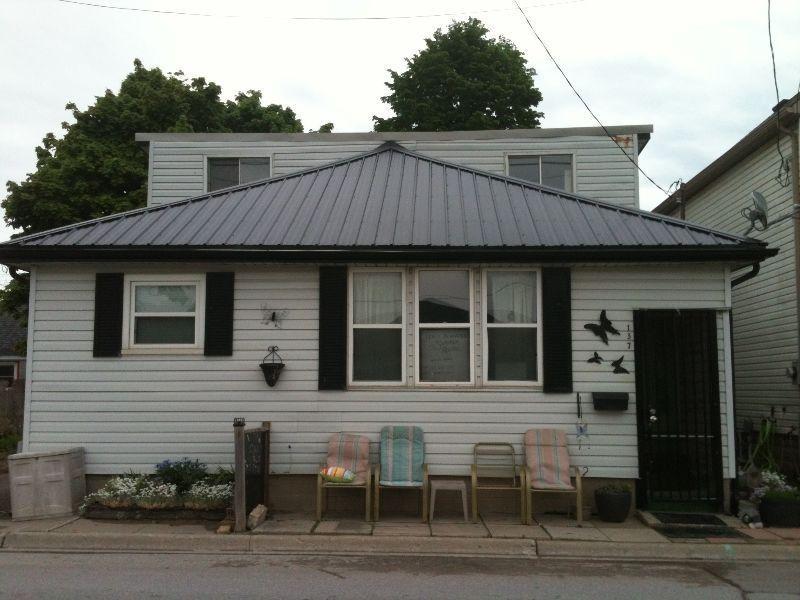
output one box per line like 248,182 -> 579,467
247,504 -> 267,530
314,520 -> 372,535
251,518 -> 315,535
216,524 -> 232,534
430,523 -> 489,538
543,526 -> 609,541
599,527 -> 669,543
373,523 -> 431,537
485,523 -> 550,539
3,531 -> 249,553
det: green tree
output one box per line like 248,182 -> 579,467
1,59 -> 313,324
374,18 -> 543,132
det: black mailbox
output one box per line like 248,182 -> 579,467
592,392 -> 629,411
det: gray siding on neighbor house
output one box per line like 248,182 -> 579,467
145,134 -> 642,209
23,262 -> 734,479
667,136 -> 799,433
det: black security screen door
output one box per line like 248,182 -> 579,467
634,310 -> 723,511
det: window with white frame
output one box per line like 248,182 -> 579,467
508,155 -> 573,192
484,270 -> 540,383
416,269 -> 473,383
349,270 -> 405,383
122,275 -> 205,350
207,157 -> 271,192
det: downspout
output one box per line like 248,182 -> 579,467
730,263 -> 760,288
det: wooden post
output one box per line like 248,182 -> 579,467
233,418 -> 246,532
261,421 -> 270,510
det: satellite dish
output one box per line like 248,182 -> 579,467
742,191 -> 769,235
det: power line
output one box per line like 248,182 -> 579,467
54,0 -> 588,22
767,0 -> 791,187
511,0 -> 670,196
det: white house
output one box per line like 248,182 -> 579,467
0,128 -> 775,514
653,95 -> 800,462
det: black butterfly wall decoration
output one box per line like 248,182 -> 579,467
611,356 -> 629,375
583,310 -> 620,345
587,352 -> 604,364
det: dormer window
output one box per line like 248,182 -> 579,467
507,154 -> 573,192
207,157 -> 271,192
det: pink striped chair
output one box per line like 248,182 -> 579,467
316,432 -> 372,521
523,429 -> 583,525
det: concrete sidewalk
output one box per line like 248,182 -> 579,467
1,514 -> 799,561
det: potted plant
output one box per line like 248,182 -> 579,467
753,470 -> 800,527
595,483 -> 632,522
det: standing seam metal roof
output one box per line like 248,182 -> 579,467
0,142 -> 772,257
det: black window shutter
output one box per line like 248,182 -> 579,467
542,267 -> 573,393
93,273 -> 124,358
204,272 -> 235,356
318,266 -> 347,390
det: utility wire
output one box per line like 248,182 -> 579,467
511,0 -> 669,196
54,0 -> 588,21
767,0 -> 791,187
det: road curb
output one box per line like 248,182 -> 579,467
2,531 -> 799,561
537,540 -> 800,561
3,532 -> 250,553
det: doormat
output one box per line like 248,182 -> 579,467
655,524 -> 747,539
651,512 -> 727,526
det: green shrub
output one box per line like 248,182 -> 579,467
154,458 -> 207,494
0,433 -> 21,454
205,466 -> 234,486
764,488 -> 800,501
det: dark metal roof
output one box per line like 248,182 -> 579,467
0,142 -> 774,264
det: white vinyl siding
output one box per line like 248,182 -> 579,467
670,136 -> 799,433
147,135 -> 640,208
24,262 -> 732,479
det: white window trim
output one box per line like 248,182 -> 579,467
504,152 -> 577,193
481,268 -> 543,387
347,268 -> 407,387
414,268 -> 475,387
121,274 -> 206,355
204,152 -> 273,193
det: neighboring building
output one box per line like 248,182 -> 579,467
0,313 -> 26,387
653,95 -> 800,445
136,126 -> 653,209
0,131 -> 776,514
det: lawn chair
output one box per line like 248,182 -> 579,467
316,432 -> 372,521
523,429 -> 583,525
470,443 -> 526,523
374,426 -> 429,522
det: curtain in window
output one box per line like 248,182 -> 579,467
486,272 -> 537,324
353,272 -> 403,324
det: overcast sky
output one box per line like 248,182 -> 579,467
2,0 -> 799,246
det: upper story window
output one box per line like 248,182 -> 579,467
207,157 -> 271,192
122,275 -> 205,352
508,154 -> 573,192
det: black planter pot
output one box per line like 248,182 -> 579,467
760,497 -> 800,527
595,490 -> 632,522
259,362 -> 285,387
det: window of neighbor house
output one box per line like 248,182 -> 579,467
207,157 -> 271,192
0,364 -> 15,386
417,269 -> 473,384
508,155 -> 573,192
484,270 -> 539,383
349,270 -> 405,384
122,275 -> 205,351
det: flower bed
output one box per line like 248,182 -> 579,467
80,458 -> 234,520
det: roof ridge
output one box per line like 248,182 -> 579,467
2,140 -> 767,249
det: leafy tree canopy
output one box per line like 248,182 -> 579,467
2,59 -> 323,325
374,18 -> 543,132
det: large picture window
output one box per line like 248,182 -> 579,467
484,270 -> 540,383
349,270 -> 405,384
416,269 -> 473,384
122,275 -> 205,351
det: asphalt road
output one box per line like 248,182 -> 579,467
1,552 -> 798,599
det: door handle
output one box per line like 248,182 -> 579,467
649,408 -> 658,423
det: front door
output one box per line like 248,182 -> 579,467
634,310 -> 723,511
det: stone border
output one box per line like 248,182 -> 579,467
83,504 -> 226,522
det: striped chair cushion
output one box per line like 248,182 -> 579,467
523,429 -> 574,490
379,425 -> 424,487
326,432 -> 370,485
